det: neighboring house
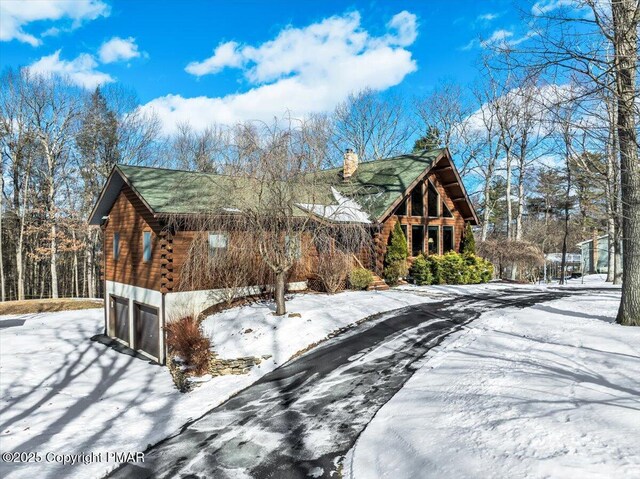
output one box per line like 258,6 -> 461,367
544,253 -> 582,280
88,147 -> 477,363
577,234 -> 615,274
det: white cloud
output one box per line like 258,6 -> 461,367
477,13 -> 499,21
480,29 -> 514,47
0,0 -> 109,46
385,11 -> 418,47
463,29 -> 537,50
99,36 -> 143,63
28,50 -> 114,89
460,39 -> 478,51
531,0 -> 576,15
145,11 -> 418,134
185,41 -> 242,76
463,83 -> 579,138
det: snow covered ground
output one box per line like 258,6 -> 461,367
0,289 -> 435,479
344,286 -> 639,479
199,290 -> 434,360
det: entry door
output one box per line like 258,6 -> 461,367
134,303 -> 160,360
110,296 -> 130,344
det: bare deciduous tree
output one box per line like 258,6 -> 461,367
332,88 -> 412,163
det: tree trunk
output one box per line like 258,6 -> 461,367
83,248 -> 88,298
0,175 -> 5,302
72,229 -> 79,298
613,0 -> 639,325
605,89 -> 618,282
614,233 -> 623,284
481,168 -> 493,241
606,216 -> 615,281
16,238 -> 24,301
50,222 -> 59,299
560,144 -> 572,286
516,161 -> 525,241
87,230 -> 96,298
274,270 -> 287,316
505,147 -> 513,239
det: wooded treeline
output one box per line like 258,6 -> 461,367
0,71 -> 161,301
0,0 -> 638,323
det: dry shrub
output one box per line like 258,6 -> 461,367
177,231 -> 272,305
166,316 -> 211,376
477,239 -> 544,280
316,250 -> 351,293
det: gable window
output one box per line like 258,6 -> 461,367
113,232 -> 120,260
208,233 -> 228,255
442,201 -> 453,218
428,181 -> 439,217
400,225 -> 408,249
411,225 -> 424,257
143,231 -> 152,262
396,198 -> 407,216
443,226 -> 454,253
411,184 -> 424,217
427,226 -> 439,255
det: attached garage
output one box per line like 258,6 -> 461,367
105,288 -> 165,364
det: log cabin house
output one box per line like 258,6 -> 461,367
88,147 -> 478,363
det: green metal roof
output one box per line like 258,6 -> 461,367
116,164 -> 241,214
317,149 -> 443,219
99,148 -> 443,223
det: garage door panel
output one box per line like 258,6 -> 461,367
111,296 -> 129,344
135,303 -> 159,360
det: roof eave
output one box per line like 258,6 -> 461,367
443,148 -> 479,225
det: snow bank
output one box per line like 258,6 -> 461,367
345,289 -> 639,479
0,289 -> 434,479
201,290 -> 432,362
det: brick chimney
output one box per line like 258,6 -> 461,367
343,148 -> 358,179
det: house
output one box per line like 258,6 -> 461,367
88,147 -> 478,363
577,234 -> 618,274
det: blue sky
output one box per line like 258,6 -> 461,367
0,0 -> 537,134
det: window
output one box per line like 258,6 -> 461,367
400,224 -> 408,249
113,232 -> 120,260
411,225 -> 424,257
396,198 -> 407,216
428,226 -> 439,255
443,226 -> 454,253
427,181 -> 439,217
411,185 -> 424,217
442,201 -> 453,218
143,231 -> 151,262
286,235 -> 301,259
208,233 -> 228,255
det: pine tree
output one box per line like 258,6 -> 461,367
76,87 -> 120,188
460,223 -> 476,255
385,221 -> 408,265
413,126 -> 441,152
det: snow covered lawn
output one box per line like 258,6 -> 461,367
345,289 -> 640,479
0,289 -> 432,479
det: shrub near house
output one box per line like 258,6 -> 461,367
410,251 -> 493,285
384,222 -> 409,285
